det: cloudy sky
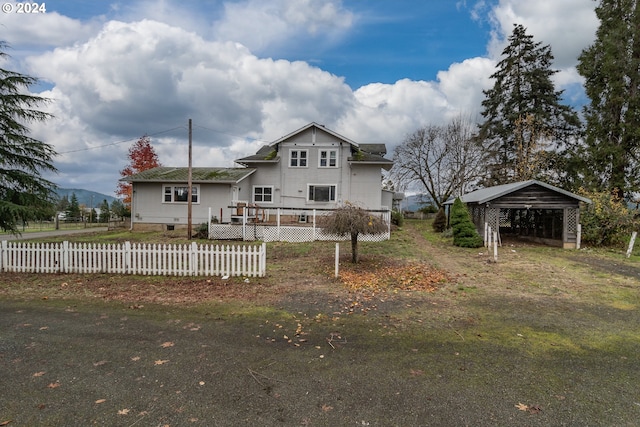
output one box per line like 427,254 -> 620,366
1,0 -> 599,197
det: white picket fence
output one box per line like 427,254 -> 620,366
0,240 -> 266,277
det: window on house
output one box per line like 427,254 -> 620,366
308,184 -> 336,202
163,185 -> 199,203
253,186 -> 273,203
290,149 -> 308,167
319,149 -> 337,167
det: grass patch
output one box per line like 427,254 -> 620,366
3,221 -> 640,426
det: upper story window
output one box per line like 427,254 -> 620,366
253,186 -> 273,203
290,149 -> 308,167
319,149 -> 338,167
163,185 -> 199,203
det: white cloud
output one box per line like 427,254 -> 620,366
487,0 -> 598,69
26,18 -> 355,194
0,5 -> 98,49
213,0 -> 354,54
9,0 -> 598,196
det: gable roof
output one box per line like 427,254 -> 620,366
443,180 -> 592,205
268,122 -> 359,148
235,122 -> 392,169
121,167 -> 255,184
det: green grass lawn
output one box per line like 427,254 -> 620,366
1,220 -> 640,426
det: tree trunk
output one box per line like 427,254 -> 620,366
351,232 -> 359,263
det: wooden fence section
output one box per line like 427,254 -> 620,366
0,241 -> 266,277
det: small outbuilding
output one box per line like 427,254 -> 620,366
445,180 -> 591,249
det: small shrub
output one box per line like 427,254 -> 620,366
391,210 -> 404,227
450,198 -> 483,248
432,207 -> 447,232
578,188 -> 639,247
194,222 -> 209,239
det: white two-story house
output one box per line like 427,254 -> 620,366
235,122 -> 393,209
123,122 -> 393,231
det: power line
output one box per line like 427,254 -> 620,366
57,126 -> 186,154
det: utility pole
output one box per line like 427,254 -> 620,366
187,118 -> 193,240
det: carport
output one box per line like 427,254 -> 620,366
446,180 -> 591,249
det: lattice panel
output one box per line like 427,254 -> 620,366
209,224 -> 389,242
566,208 -> 577,234
210,210 -> 391,243
485,208 -> 500,230
209,224 -> 243,240
499,209 -> 512,228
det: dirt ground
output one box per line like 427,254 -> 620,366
1,222 -> 640,426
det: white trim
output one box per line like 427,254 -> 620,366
162,184 -> 200,204
318,149 -> 338,168
253,185 -> 274,204
289,149 -> 309,168
307,184 -> 337,202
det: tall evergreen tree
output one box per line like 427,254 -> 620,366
0,42 -> 57,233
98,199 -> 110,223
577,0 -> 640,200
65,193 -> 81,220
478,24 -> 581,186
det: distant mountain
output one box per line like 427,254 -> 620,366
55,188 -> 118,208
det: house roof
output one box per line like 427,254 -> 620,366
348,151 -> 394,170
235,145 -> 279,164
268,122 -> 359,148
121,167 -> 256,184
443,180 -> 592,205
235,122 -> 392,169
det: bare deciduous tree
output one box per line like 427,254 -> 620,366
321,203 -> 388,263
391,115 -> 484,208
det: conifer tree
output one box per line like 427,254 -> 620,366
478,24 -> 581,185
0,42 -> 57,232
65,193 -> 81,220
450,198 -> 483,248
98,199 -> 110,223
577,0 -> 640,200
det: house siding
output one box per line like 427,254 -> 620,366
250,133 -> 363,209
132,182 -> 234,229
348,164 -> 381,208
126,123 -> 393,230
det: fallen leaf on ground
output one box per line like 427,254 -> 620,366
160,341 -> 175,348
154,359 -> 169,365
131,356 -> 141,361
32,371 -> 45,377
95,399 -> 106,404
0,420 -> 12,426
410,369 -> 424,377
93,360 -> 108,366
515,402 -> 529,411
47,382 -> 60,389
117,408 -> 130,415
